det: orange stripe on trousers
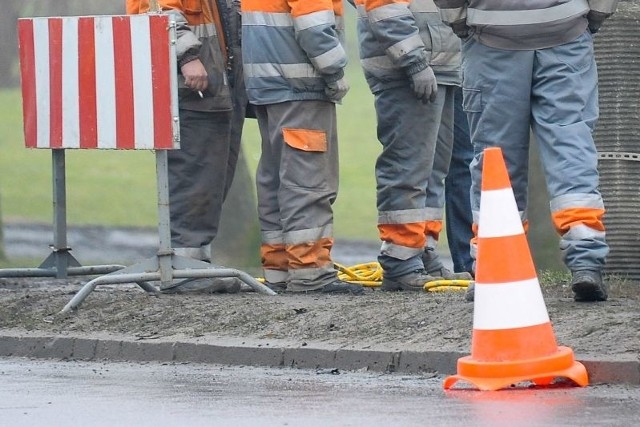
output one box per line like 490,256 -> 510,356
379,222 -> 426,249
288,237 -> 334,270
552,207 -> 605,235
261,243 -> 288,271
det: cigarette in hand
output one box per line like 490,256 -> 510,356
198,91 -> 204,98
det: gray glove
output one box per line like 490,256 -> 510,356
325,76 -> 350,103
451,20 -> 471,39
409,66 -> 437,104
586,10 -> 609,34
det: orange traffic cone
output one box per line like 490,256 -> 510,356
443,147 -> 588,391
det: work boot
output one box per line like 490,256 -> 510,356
264,281 -> 287,294
164,246 -> 242,293
422,248 -> 473,280
381,269 -> 442,292
162,277 -> 242,294
303,279 -> 365,295
174,246 -> 211,262
571,270 -> 608,302
464,282 -> 475,302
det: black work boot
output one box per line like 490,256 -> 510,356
464,282 -> 475,302
422,248 -> 473,280
305,280 -> 364,295
381,269 -> 442,292
163,247 -> 242,293
161,277 -> 242,294
264,281 -> 287,294
571,270 -> 608,302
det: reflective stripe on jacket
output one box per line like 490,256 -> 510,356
354,0 -> 460,94
126,0 -> 234,111
434,0 -> 619,50
241,0 -> 348,105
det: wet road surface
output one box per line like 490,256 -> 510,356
1,358 -> 639,426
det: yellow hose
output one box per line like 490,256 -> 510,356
335,262 -> 472,292
257,262 -> 471,292
335,262 -> 383,287
423,279 -> 473,292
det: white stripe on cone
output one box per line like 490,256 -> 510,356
478,188 -> 523,238
475,165 -> 549,332
473,278 -> 550,330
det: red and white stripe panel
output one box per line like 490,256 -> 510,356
18,14 -> 179,150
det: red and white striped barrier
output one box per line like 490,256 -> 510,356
18,14 -> 179,150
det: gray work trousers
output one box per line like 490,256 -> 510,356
168,108 -> 235,249
463,31 -> 608,270
375,84 -> 455,278
255,100 -> 339,290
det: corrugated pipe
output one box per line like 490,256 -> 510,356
594,1 -> 640,281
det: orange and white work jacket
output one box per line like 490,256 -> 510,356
241,0 -> 349,105
352,0 -> 460,94
126,0 -> 236,111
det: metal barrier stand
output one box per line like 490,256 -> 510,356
10,13 -> 275,314
0,150 -> 126,279
60,151 -> 276,314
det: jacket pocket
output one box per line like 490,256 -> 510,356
462,88 -> 482,113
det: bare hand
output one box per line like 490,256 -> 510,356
180,59 -> 208,92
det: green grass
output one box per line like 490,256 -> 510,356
0,89 -> 158,227
0,61 -> 382,241
0,8 -> 390,242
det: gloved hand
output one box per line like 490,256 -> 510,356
325,76 -> 350,103
409,66 -> 437,104
586,10 -> 609,34
451,20 -> 471,39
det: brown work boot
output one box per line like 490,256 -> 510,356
422,248 -> 473,280
381,269 -> 442,292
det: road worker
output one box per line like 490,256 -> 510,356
126,0 -> 247,293
352,0 -> 472,292
241,0 -> 364,294
434,0 -> 619,301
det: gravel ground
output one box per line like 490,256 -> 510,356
1,223 -> 639,360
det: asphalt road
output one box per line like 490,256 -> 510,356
1,358 -> 639,427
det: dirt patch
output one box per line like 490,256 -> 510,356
0,276 -> 638,358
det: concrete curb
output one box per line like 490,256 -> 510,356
0,333 -> 638,385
